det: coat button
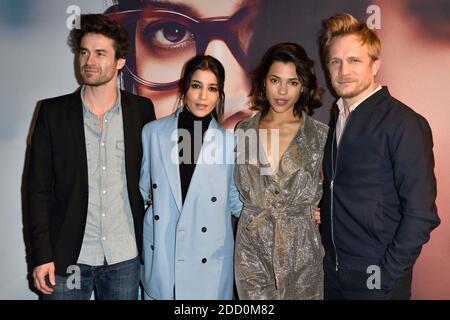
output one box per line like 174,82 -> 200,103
201,227 -> 207,233
154,215 -> 159,220
150,245 -> 154,250
152,183 -> 157,189
202,258 -> 207,263
211,196 -> 217,202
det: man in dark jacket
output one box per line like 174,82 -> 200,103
318,13 -> 440,299
28,14 -> 155,299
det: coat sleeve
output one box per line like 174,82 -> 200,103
229,164 -> 243,218
228,133 -> 242,218
380,113 -> 440,290
27,101 -> 54,267
139,124 -> 152,208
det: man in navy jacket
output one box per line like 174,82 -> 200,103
318,13 -> 440,299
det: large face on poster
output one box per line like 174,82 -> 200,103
105,0 -> 260,128
103,0 -> 373,128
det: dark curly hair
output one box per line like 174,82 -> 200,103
177,55 -> 226,119
68,14 -> 130,60
249,42 -> 323,116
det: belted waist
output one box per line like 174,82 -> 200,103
242,203 -> 312,230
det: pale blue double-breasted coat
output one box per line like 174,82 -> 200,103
139,108 -> 242,300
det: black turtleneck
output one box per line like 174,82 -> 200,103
178,107 -> 212,204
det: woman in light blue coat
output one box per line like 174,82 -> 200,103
139,55 -> 242,300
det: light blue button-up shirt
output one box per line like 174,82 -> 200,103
77,87 -> 137,266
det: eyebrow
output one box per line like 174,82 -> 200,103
329,55 -> 362,60
79,47 -> 108,54
141,0 -> 254,19
191,79 -> 218,86
141,0 -> 200,17
269,74 -> 299,81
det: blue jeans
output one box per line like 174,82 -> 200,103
41,256 -> 140,300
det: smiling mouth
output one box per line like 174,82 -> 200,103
338,80 -> 355,84
83,69 -> 98,74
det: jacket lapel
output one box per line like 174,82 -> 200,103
158,109 -> 183,212
182,117 -> 220,210
297,113 -> 322,176
68,90 -> 89,188
121,91 -> 138,190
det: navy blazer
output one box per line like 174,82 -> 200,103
27,89 -> 155,275
321,87 -> 440,290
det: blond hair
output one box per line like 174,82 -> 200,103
318,13 -> 381,63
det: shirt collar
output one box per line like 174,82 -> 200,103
81,85 -> 122,116
336,85 -> 382,114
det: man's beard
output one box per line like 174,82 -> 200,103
81,66 -> 115,86
334,80 -> 371,100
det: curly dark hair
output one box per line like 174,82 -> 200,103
68,14 -> 130,60
177,55 -> 226,119
249,42 -> 323,117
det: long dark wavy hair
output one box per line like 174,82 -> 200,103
249,42 -> 323,117
177,55 -> 226,119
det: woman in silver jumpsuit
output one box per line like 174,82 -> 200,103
234,43 -> 328,299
